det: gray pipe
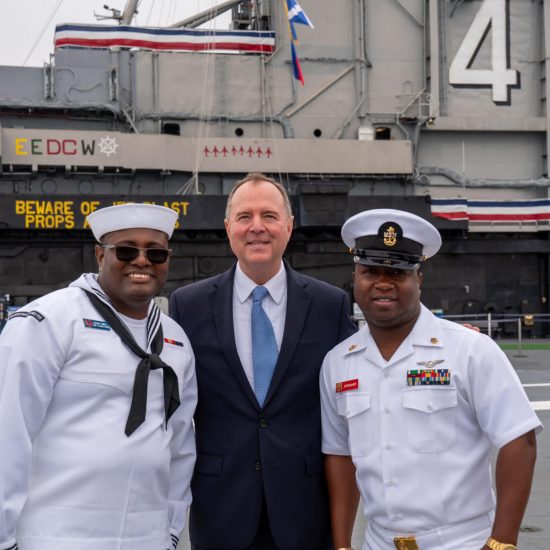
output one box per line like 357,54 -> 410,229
418,166 -> 550,188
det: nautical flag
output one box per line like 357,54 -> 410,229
284,0 -> 313,85
287,0 -> 314,30
290,41 -> 304,85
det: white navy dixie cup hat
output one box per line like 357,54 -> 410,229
341,208 -> 442,270
87,203 -> 178,242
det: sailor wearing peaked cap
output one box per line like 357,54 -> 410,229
321,209 -> 541,549
87,202 -> 178,241
0,202 -> 197,550
341,208 -> 442,270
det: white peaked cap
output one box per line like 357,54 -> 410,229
87,203 -> 178,241
341,208 -> 442,269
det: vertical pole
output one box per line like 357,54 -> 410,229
514,317 -> 526,357
487,312 -> 492,339
544,1 -> 550,174
544,0 -> 550,307
428,0 -> 440,118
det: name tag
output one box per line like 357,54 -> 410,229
336,379 -> 359,393
83,318 -> 111,331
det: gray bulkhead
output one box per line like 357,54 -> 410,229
0,0 -> 549,327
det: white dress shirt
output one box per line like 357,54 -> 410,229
320,304 -> 542,549
233,262 -> 287,387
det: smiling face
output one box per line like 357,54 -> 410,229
95,227 -> 170,319
224,179 -> 293,284
353,264 -> 423,330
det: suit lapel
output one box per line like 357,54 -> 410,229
211,266 -> 260,410
264,265 -> 311,406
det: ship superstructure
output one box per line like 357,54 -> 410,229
0,0 -> 548,330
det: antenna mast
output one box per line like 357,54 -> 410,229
120,0 -> 140,24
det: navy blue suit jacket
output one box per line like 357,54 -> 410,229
170,263 -> 356,549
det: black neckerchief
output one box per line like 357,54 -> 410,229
84,291 -> 180,436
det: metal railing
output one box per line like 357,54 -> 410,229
440,312 -> 549,334
440,313 -> 550,356
352,309 -> 550,356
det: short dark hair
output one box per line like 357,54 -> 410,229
225,173 -> 293,219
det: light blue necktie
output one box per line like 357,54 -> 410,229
251,286 -> 278,407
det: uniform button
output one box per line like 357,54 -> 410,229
260,419 -> 268,428
384,479 -> 394,486
384,408 -> 390,414
384,443 -> 392,450
426,403 -> 434,411
345,409 -> 351,416
383,372 -> 389,379
254,462 -> 261,471
393,514 -> 403,520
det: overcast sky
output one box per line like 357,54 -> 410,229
0,0 -> 230,67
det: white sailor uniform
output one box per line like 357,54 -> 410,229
0,274 -> 197,550
320,305 -> 542,550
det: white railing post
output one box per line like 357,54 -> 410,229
514,317 -> 527,357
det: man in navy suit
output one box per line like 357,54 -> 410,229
170,173 -> 356,549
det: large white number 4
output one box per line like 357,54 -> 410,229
449,0 -> 519,104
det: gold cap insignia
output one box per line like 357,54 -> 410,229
430,337 -> 439,344
383,225 -> 397,247
348,344 -> 358,352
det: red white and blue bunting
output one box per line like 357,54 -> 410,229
431,198 -> 550,231
54,24 -> 276,54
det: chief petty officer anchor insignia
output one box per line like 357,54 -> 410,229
383,224 -> 398,247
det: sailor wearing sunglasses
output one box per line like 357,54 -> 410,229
0,203 -> 197,550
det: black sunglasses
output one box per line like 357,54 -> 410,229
100,244 -> 172,264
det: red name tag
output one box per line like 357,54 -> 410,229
335,379 -> 359,393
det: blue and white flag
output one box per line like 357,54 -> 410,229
286,0 -> 314,29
